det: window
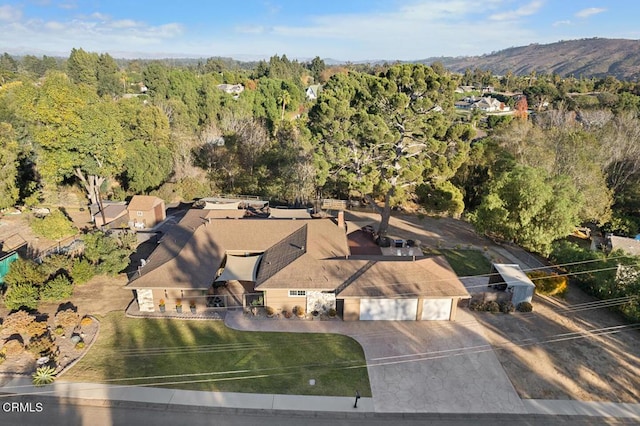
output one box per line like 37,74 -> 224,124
288,290 -> 306,297
136,211 -> 143,217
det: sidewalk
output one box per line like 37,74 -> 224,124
0,377 -> 374,413
0,377 -> 638,419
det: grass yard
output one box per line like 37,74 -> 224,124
65,313 -> 371,397
431,249 -> 492,277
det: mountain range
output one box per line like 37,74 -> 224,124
416,38 -> 640,81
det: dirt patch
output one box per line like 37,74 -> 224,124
471,287 -> 640,402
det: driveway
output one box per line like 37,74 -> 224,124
225,310 -> 524,413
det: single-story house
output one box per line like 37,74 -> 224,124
127,208 -> 470,321
607,234 -> 640,257
127,195 -> 166,229
216,84 -> 244,95
488,263 -> 535,306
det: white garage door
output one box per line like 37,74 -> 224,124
421,298 -> 452,320
359,299 -> 418,320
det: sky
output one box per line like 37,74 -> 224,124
0,0 -> 638,61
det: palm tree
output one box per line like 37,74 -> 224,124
277,90 -> 291,121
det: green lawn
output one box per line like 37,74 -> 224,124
65,313 -> 371,396
432,249 -> 492,277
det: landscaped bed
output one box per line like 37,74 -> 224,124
65,312 -> 371,396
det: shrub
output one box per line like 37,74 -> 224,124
3,283 -> 40,310
3,259 -> 47,287
30,208 -> 76,240
27,335 -> 56,357
517,301 -> 533,312
527,271 -> 568,297
328,308 -> 337,317
75,341 -> 85,350
293,305 -> 305,317
2,310 -> 37,336
0,347 -> 6,364
3,338 -> 25,357
26,320 -> 48,338
40,275 -> 73,302
283,310 -> 292,319
70,258 -> 95,285
40,254 -> 73,280
265,306 -> 275,317
55,309 -> 79,328
499,300 -> 515,314
468,300 -> 485,311
54,326 -> 64,335
32,365 -> 57,386
485,301 -> 500,313
80,317 -> 93,327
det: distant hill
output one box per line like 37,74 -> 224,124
417,38 -> 640,81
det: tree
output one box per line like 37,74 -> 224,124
82,231 -> 133,275
0,122 -> 19,209
310,64 -> 470,234
30,209 -> 76,240
308,56 -> 325,82
96,53 -> 122,97
3,284 -> 40,310
3,259 -> 46,287
66,48 -> 98,86
39,275 -> 73,302
472,166 -> 582,256
277,90 -> 291,121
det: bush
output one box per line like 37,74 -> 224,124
55,309 -> 79,328
527,271 -> 567,297
328,308 -> 337,317
30,208 -> 76,240
70,258 -> 95,285
485,300 -> 500,313
517,301 -> 533,312
2,310 -> 37,336
293,305 -> 305,317
3,284 -> 39,310
39,275 -> 73,302
54,326 -> 64,335
0,347 -> 6,364
499,300 -> 515,314
27,335 -> 56,357
265,306 -> 275,317
40,255 -> 73,280
75,341 -> 85,350
468,300 -> 485,311
80,317 -> 93,327
3,338 -> 25,357
283,310 -> 292,319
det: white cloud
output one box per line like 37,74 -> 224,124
489,0 -> 544,21
0,5 -> 22,21
552,20 -> 572,27
575,7 -> 607,18
90,12 -> 110,21
111,19 -> 142,29
44,21 -> 66,31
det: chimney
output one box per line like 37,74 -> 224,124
337,210 -> 345,229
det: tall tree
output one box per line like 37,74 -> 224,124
472,166 -> 582,256
96,53 -> 122,97
310,64 -> 470,234
0,122 -> 19,209
66,48 -> 98,86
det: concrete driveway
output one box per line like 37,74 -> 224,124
225,310 -> 524,413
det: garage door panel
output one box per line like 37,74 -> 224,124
421,298 -> 452,320
360,298 -> 418,320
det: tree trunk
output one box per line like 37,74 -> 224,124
365,192 -> 392,236
74,168 -> 106,226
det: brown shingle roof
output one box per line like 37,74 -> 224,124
128,195 -> 164,212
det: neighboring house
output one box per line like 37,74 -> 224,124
471,96 -> 510,112
93,202 -> 128,227
216,84 -> 244,95
305,84 -> 322,100
607,234 -> 640,257
127,195 -> 166,230
126,208 -> 470,321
